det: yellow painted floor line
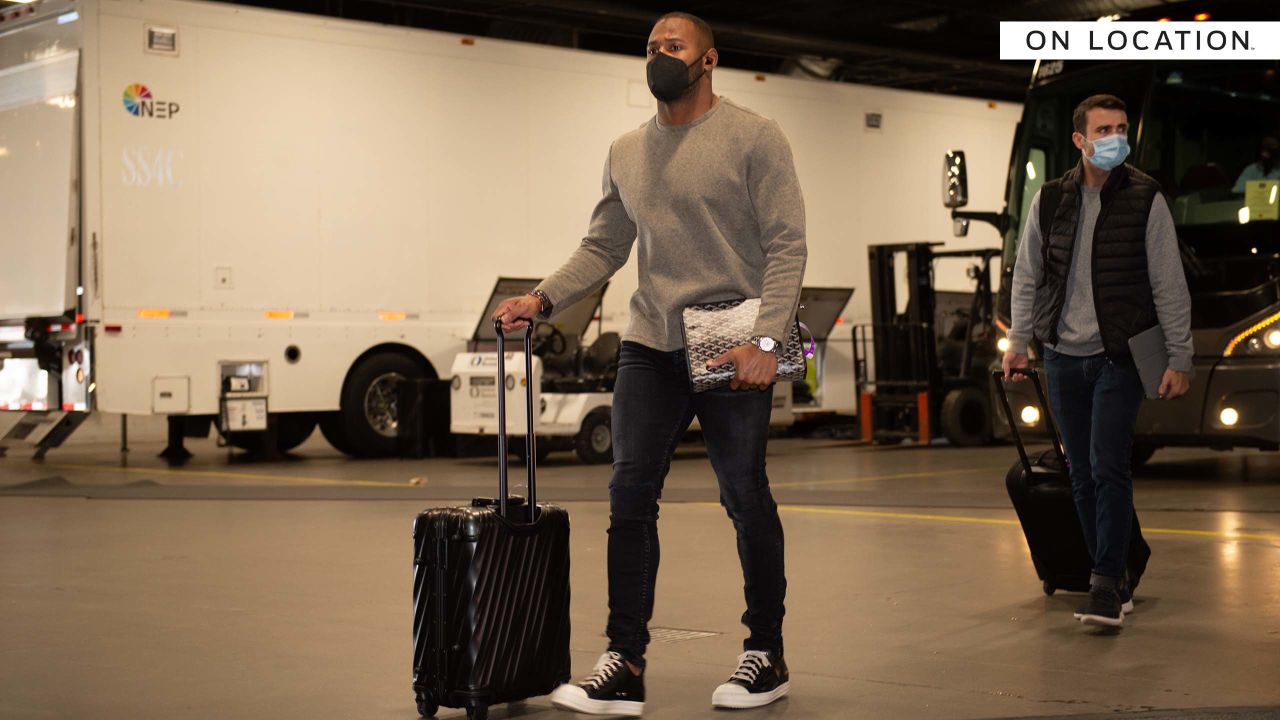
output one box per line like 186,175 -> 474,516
769,467 -> 992,488
37,463 -> 413,489
693,503 -> 1280,543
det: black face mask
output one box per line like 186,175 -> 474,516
647,51 -> 707,103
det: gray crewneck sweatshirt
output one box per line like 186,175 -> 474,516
536,97 -> 807,352
1009,187 -> 1194,372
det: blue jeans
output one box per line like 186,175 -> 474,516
1043,347 -> 1145,582
605,342 -> 786,666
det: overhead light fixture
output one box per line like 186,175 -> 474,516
1158,17 -> 1172,22
1238,207 -> 1250,224
1194,12 -> 1211,21
997,337 -> 1011,353
1025,162 -> 1037,180
1098,13 -> 1122,22
1021,406 -> 1041,426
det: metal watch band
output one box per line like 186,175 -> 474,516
750,335 -> 780,354
528,289 -> 553,317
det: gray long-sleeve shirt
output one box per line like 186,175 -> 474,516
1008,187 -> 1194,372
536,97 -> 807,352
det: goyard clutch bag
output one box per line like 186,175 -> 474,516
680,298 -> 809,393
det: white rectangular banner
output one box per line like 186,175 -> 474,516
1000,22 -> 1280,60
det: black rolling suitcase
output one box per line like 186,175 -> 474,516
992,368 -> 1150,596
412,321 -> 571,720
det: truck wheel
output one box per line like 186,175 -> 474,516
340,353 -> 425,458
224,414 -> 316,454
941,386 -> 992,447
274,414 -> 317,452
575,408 -> 613,465
319,412 -> 358,456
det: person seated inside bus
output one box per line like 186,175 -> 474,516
1232,134 -> 1279,193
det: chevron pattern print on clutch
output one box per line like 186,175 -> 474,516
680,298 -> 807,393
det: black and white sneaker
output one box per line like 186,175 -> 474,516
1074,585 -> 1124,627
549,651 -> 645,717
711,650 -> 790,709
1118,584 -> 1135,615
1073,585 -> 1134,620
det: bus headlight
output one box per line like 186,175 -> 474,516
1224,312 -> 1280,356
1220,407 -> 1240,427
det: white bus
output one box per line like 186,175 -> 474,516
0,0 -> 1018,460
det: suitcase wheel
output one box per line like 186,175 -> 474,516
467,705 -> 488,720
1043,581 -> 1056,597
414,691 -> 437,718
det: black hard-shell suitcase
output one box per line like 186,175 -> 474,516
412,321 -> 571,720
992,368 -> 1150,596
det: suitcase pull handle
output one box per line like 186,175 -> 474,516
495,318 -> 538,522
991,368 -> 1067,475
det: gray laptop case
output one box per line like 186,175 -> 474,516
1128,324 -> 1168,400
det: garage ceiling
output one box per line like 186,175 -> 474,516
3,0 -> 1274,100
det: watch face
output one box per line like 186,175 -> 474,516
758,337 -> 777,352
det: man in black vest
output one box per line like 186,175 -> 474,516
1003,94 -> 1193,628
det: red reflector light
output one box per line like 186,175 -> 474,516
76,313 -> 85,323
63,403 -> 75,411
20,402 -> 33,410
105,325 -> 123,333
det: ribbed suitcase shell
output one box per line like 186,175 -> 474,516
411,321 -> 571,719
411,505 -> 571,714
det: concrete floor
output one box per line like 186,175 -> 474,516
2,420 -> 1279,720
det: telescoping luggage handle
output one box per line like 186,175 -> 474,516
991,368 -> 1067,476
494,318 -> 538,522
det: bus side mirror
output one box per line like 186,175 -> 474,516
943,150 -> 969,209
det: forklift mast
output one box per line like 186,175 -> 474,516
857,242 -> 1001,447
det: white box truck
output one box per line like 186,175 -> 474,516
0,0 -> 1018,460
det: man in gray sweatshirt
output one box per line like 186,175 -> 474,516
1004,94 -> 1192,628
493,11 -> 805,715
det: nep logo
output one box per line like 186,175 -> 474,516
122,83 -> 180,119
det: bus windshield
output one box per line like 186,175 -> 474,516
1001,62 -> 1280,330
1140,63 -> 1280,241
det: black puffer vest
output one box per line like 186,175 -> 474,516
1032,162 -> 1162,360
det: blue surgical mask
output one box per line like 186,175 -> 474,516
1086,134 -> 1130,171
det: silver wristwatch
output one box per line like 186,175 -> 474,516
749,335 -> 780,354
527,289 -> 553,317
